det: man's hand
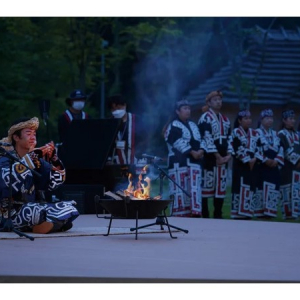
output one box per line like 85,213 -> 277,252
249,157 -> 257,170
33,141 -> 56,162
190,149 -> 204,160
265,159 -> 278,168
215,153 -> 231,165
222,154 -> 231,164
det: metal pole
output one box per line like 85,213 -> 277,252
100,40 -> 108,119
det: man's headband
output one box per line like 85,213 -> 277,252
205,90 -> 223,103
282,109 -> 295,119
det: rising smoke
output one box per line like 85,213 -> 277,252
132,18 -> 214,158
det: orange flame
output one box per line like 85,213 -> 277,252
123,165 -> 161,200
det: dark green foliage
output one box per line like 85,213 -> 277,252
1,17 -> 299,151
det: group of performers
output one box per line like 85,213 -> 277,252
164,90 -> 300,220
1,88 -> 299,235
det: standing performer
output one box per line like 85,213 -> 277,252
0,117 -> 79,233
164,99 -> 205,217
255,109 -> 284,218
230,110 -> 262,219
197,91 -> 232,219
278,109 -> 300,219
107,95 -> 142,165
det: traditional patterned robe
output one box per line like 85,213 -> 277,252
165,118 -> 206,217
254,126 -> 284,217
278,128 -> 300,219
231,126 -> 262,218
198,108 -> 232,198
0,150 -> 79,231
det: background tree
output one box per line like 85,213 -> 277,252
1,17 -> 298,155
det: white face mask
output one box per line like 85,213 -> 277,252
112,109 -> 126,119
72,101 -> 85,111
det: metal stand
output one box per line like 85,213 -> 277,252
129,210 -> 188,239
95,197 -> 175,240
0,148 -> 41,241
131,158 -> 189,235
107,204 -> 176,240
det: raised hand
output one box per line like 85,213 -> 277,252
33,141 -> 56,162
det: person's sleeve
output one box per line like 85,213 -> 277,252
231,129 -> 251,163
198,114 -> 217,153
165,121 -> 191,154
0,156 -> 35,198
278,131 -> 300,165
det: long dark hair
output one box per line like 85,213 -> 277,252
233,116 -> 242,129
162,111 -> 178,137
162,100 -> 189,136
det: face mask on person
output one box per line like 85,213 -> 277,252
112,109 -> 126,119
72,101 -> 85,111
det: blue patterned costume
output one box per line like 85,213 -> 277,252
165,117 -> 206,217
0,149 -> 79,232
255,126 -> 284,217
278,128 -> 300,219
231,126 -> 262,218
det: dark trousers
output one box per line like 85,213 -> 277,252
202,197 -> 224,219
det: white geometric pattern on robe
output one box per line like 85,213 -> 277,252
279,183 -> 292,219
216,165 -> 227,196
232,127 -> 260,163
253,182 -> 279,217
198,109 -> 232,154
253,188 -> 263,216
238,177 -> 253,217
279,129 -> 300,165
292,170 -> 300,217
231,192 -> 240,215
264,182 -> 280,211
202,165 -> 227,198
168,160 -> 201,215
202,168 -> 214,195
49,169 -> 65,191
171,120 -> 200,153
1,161 -> 34,196
168,163 -> 190,213
187,161 -> 202,212
11,201 -> 79,229
257,127 -> 284,164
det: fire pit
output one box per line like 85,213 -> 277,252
97,198 -> 171,219
94,163 -> 188,239
94,196 -> 180,240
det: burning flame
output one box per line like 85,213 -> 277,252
124,165 -> 160,200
